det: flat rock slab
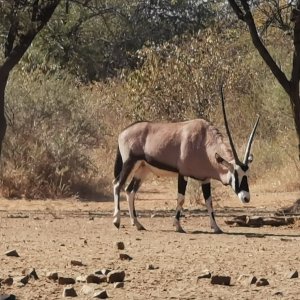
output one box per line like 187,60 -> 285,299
211,275 -> 231,286
256,278 -> 269,286
62,287 -> 77,297
58,277 -> 76,285
237,274 -> 257,286
107,270 -> 125,283
287,270 -> 298,279
0,295 -> 16,300
93,290 -> 108,299
4,250 -> 19,257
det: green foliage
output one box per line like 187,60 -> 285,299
18,0 -> 216,80
124,26 -> 262,124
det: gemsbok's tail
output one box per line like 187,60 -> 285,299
113,146 -> 123,182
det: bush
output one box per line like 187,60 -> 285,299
1,69 -> 105,199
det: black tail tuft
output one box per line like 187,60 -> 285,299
114,146 -> 123,181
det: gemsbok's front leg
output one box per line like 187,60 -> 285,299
173,175 -> 188,233
202,181 -> 223,234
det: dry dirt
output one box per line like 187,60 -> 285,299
0,180 -> 300,300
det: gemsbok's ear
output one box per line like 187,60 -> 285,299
215,153 -> 234,172
247,154 -> 253,164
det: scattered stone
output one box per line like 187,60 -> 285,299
107,270 -> 125,283
62,286 -> 77,297
14,275 -> 29,285
115,241 -> 125,250
22,268 -> 39,280
58,276 -> 76,285
71,260 -> 84,266
86,274 -> 102,284
93,290 -> 108,299
197,270 -> 211,280
47,272 -> 59,281
256,278 -> 269,286
146,264 -> 156,270
119,253 -> 132,261
237,274 -> 257,286
97,269 -> 111,276
114,282 -> 124,288
81,284 -> 95,295
211,275 -> 231,286
0,295 -> 16,300
287,270 -> 298,279
4,250 -> 19,257
273,291 -> 284,296
2,277 -> 13,286
76,275 -> 87,283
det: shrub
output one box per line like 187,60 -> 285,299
1,69 -> 105,199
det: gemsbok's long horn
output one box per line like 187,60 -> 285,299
243,115 -> 260,165
220,85 -> 241,164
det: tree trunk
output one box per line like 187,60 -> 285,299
289,88 -> 300,161
0,72 -> 8,156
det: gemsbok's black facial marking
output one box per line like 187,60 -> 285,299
240,176 -> 249,193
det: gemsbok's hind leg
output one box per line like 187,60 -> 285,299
173,175 -> 188,233
202,181 -> 223,234
113,158 -> 136,229
125,165 -> 147,230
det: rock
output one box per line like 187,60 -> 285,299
58,276 -> 76,285
256,278 -> 269,286
0,295 -> 16,300
22,268 -> 39,280
47,272 -> 59,281
62,287 -> 77,297
86,274 -> 102,284
119,253 -> 132,261
14,275 -> 29,285
146,264 -> 156,270
107,270 -> 125,283
2,277 -> 13,286
287,270 -> 298,279
237,274 -> 257,286
114,282 -> 124,288
115,242 -> 125,250
71,260 -> 84,266
197,270 -> 211,280
211,275 -> 231,286
273,291 -> 284,296
76,275 -> 87,283
93,290 -> 108,299
98,269 -> 111,275
81,285 -> 95,295
4,250 -> 19,257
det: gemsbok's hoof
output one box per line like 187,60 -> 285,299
175,227 -> 186,233
213,228 -> 223,234
135,223 -> 146,231
113,220 -> 120,229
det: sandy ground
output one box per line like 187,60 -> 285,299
0,180 -> 300,300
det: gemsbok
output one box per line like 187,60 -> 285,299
113,87 -> 260,233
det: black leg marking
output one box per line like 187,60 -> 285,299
178,175 -> 188,196
175,210 -> 181,221
202,182 -> 211,200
